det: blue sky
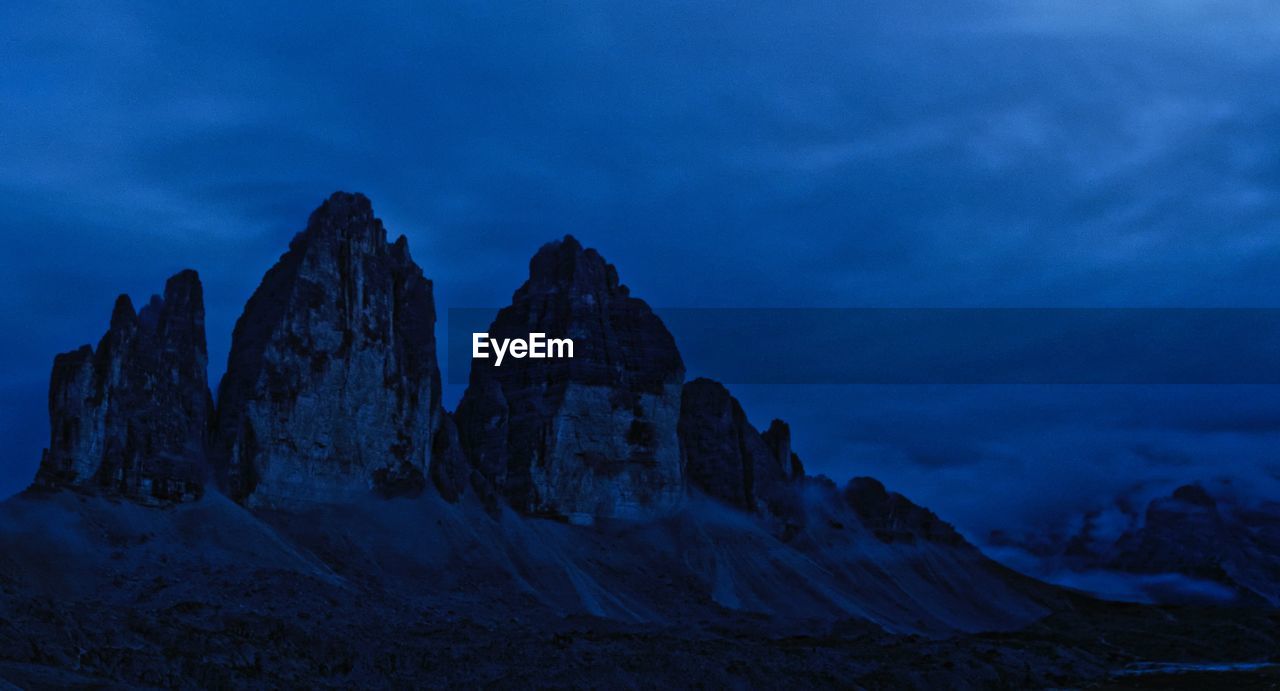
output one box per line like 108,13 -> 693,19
2,1 -> 1279,541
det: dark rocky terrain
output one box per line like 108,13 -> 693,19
2,490 -> 1276,689
3,191 -> 1278,689
990,483 -> 1280,607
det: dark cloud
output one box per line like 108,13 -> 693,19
2,1 -> 1278,549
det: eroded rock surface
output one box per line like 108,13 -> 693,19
213,192 -> 444,507
761,419 -> 805,479
844,477 -> 966,546
677,378 -> 794,513
1103,484 -> 1280,604
35,271 -> 211,504
455,236 -> 685,520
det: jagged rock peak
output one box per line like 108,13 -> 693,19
844,477 -> 965,546
34,270 -> 212,505
761,419 -> 805,480
678,378 -> 794,513
522,234 -> 627,297
456,235 -> 684,521
304,191 -> 379,238
214,192 -> 446,507
110,294 -> 137,331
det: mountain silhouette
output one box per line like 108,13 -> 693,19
4,192 -> 1278,688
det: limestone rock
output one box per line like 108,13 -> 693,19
677,378 -> 792,512
1104,484 -> 1243,591
213,192 -> 443,507
761,419 -> 805,480
35,271 -> 212,504
428,411 -> 470,503
455,235 -> 685,520
844,477 -> 965,546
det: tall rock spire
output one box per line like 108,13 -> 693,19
455,235 -> 685,521
213,192 -> 444,506
35,270 -> 212,504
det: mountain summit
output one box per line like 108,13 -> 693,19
212,192 -> 446,506
456,235 -> 686,521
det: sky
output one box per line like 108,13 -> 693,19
2,1 -> 1280,547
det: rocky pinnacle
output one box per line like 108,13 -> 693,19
213,192 -> 445,507
456,235 -> 686,521
36,270 -> 212,504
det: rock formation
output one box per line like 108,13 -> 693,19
761,419 -> 805,480
25,189 -> 975,556
1106,484 -> 1228,578
844,477 -> 965,546
987,483 -> 1280,605
428,411 -> 477,504
213,192 -> 445,507
677,378 -> 795,512
1102,484 -> 1280,604
455,235 -> 685,521
34,270 -> 212,504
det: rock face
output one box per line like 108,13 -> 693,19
428,411 -> 475,504
213,192 -> 444,507
677,378 -> 794,512
455,236 -> 685,520
1107,485 -> 1228,579
1101,484 -> 1280,604
761,419 -> 805,480
987,483 -> 1280,605
844,477 -> 965,546
35,271 -> 212,504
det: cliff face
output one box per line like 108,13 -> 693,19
677,378 -> 795,513
35,271 -> 212,504
213,192 -> 444,507
455,236 -> 685,521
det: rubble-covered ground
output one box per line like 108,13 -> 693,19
1,491 -> 1276,689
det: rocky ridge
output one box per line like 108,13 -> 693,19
844,476 -> 966,546
678,377 -> 798,514
31,190 -> 1000,549
1104,484 -> 1280,604
14,190 -> 1280,689
989,483 -> 1280,605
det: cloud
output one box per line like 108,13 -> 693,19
984,543 -> 1241,605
